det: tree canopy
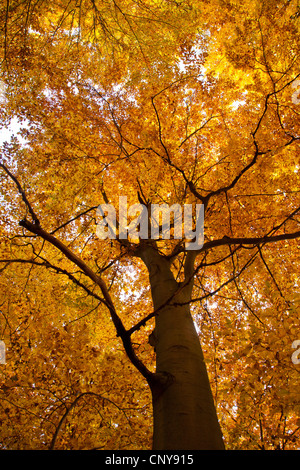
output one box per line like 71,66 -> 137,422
1,0 -> 300,450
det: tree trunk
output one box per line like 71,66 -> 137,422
140,246 -> 225,450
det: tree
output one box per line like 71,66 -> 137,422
1,0 -> 300,450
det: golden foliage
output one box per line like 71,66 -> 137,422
1,0 -> 300,449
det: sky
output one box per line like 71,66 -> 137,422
0,81 -> 25,147
0,117 -> 29,148
0,118 -> 21,145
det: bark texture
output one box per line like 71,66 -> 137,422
140,245 -> 225,450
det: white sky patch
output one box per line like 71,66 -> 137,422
0,118 -> 29,147
0,79 -> 29,147
230,99 -> 246,110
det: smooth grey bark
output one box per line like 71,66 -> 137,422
139,245 -> 224,450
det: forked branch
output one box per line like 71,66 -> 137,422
1,163 -> 154,383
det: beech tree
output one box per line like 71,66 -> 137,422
1,0 -> 300,450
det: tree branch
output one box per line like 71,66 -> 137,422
19,218 -> 154,383
179,115 -> 218,148
49,391 -> 128,450
0,162 -> 40,225
199,230 -> 300,253
0,257 -> 106,305
1,163 -> 153,381
151,95 -> 171,160
50,206 -> 98,235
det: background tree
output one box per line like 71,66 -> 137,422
1,0 -> 300,450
